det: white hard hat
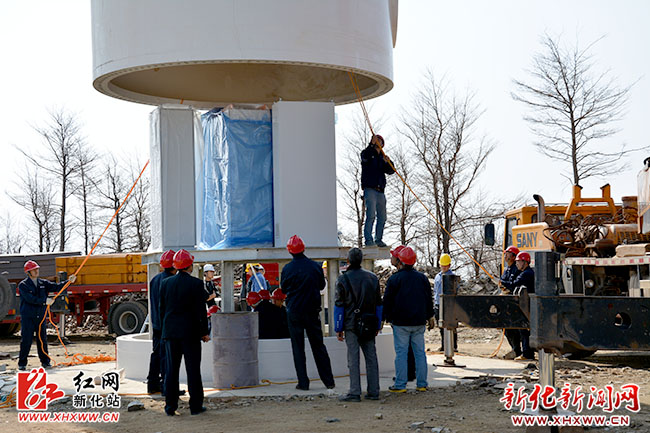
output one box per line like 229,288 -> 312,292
204,264 -> 215,272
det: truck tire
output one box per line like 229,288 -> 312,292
110,301 -> 147,336
0,275 -> 12,320
0,323 -> 19,337
137,298 -> 148,312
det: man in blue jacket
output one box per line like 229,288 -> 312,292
383,247 -> 433,393
147,249 -> 176,395
510,251 -> 535,361
334,248 -> 382,402
160,249 -> 212,416
360,134 -> 395,247
280,235 -> 335,391
18,260 -> 76,370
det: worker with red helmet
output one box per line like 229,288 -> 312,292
512,251 -> 535,361
249,289 -> 290,339
382,247 -> 433,392
361,134 -> 395,247
147,249 -> 177,395
389,246 -> 416,382
499,246 -> 523,359
280,235 -> 335,391
159,249 -> 213,416
17,260 -> 76,371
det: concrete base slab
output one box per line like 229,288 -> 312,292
28,354 -> 525,399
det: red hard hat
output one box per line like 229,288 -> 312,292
246,291 -> 261,307
24,260 -> 40,273
173,249 -> 194,270
505,246 -> 520,255
159,249 -> 176,268
516,251 -> 531,263
286,235 -> 305,254
207,305 -> 220,315
398,247 -> 417,266
271,288 -> 286,301
390,245 -> 405,258
258,289 -> 271,301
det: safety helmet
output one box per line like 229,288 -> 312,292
159,250 -> 175,268
286,235 -> 305,254
271,288 -> 286,301
245,263 -> 263,273
258,289 -> 271,301
398,247 -> 417,266
207,305 -> 220,315
173,249 -> 194,270
204,264 -> 215,273
246,291 -> 261,307
515,251 -> 531,263
390,245 -> 405,259
24,260 -> 40,273
439,253 -> 451,267
505,246 -> 520,256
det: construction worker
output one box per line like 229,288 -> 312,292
383,247 -> 433,392
432,253 -> 457,352
160,249 -> 214,416
361,134 -> 395,247
241,264 -> 271,311
17,260 -> 76,371
499,246 -> 522,359
334,247 -> 382,402
512,251 -> 535,361
269,289 -> 290,339
248,289 -> 289,339
203,264 -> 219,308
147,249 -> 177,395
281,235 -> 335,391
390,246 -> 416,382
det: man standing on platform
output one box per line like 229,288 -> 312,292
361,134 -> 395,247
281,235 -> 335,391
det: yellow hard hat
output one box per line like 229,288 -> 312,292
439,254 -> 451,266
245,263 -> 262,272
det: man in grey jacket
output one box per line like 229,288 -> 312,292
334,248 -> 383,402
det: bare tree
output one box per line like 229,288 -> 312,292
512,34 -> 636,185
384,143 -> 425,246
73,143 -> 100,254
0,213 -> 26,253
400,72 -> 494,264
126,160 -> 151,252
9,168 -> 58,252
96,157 -> 129,253
18,108 -> 87,250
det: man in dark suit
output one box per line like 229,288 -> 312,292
160,249 -> 214,416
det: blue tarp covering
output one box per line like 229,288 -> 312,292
199,108 -> 273,249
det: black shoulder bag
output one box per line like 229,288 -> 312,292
342,273 -> 378,341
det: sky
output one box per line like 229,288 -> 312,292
1,0 -> 649,252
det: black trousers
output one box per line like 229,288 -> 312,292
19,316 -> 50,367
147,328 -> 166,393
164,338 -> 203,413
287,313 -> 335,389
520,329 -> 535,359
505,329 -> 522,356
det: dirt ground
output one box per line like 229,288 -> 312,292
1,327 -> 649,432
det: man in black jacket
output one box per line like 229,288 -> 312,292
160,249 -> 213,416
281,235 -> 335,391
383,247 -> 433,392
360,134 -> 395,247
334,248 -> 382,402
147,249 -> 176,394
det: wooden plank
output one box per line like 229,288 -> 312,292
615,243 -> 650,257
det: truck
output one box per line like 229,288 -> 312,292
0,252 -> 150,337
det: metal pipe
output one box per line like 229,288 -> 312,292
533,194 -> 546,223
443,329 -> 455,364
221,261 -> 235,313
538,349 -> 555,388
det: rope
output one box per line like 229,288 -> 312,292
347,71 -> 498,284
36,160 -> 150,367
